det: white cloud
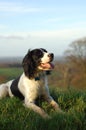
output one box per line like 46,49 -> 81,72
0,27 -> 86,40
0,27 -> 86,57
0,1 -> 47,13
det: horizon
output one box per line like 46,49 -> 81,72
0,55 -> 65,65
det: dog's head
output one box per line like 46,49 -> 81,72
22,48 -> 54,79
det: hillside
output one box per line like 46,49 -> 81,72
0,57 -> 86,130
0,89 -> 86,130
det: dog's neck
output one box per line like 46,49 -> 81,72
35,71 -> 51,81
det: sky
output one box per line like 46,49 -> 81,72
0,0 -> 86,57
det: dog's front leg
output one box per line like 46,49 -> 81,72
24,100 -> 50,119
50,99 -> 62,112
45,95 -> 63,112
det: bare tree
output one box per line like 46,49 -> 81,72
65,37 -> 86,72
64,37 -> 86,89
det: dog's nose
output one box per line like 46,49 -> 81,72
48,53 -> 54,60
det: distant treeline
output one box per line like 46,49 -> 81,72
0,57 -> 23,67
0,56 -> 64,67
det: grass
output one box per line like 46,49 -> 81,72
0,67 -> 23,82
0,89 -> 86,130
0,67 -> 86,130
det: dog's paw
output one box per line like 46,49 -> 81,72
42,114 -> 51,119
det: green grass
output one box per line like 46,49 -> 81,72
0,67 -> 86,130
0,67 -> 23,82
0,89 -> 86,130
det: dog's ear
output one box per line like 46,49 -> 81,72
22,50 -> 37,79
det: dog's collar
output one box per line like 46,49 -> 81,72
46,70 -> 51,75
35,71 -> 51,81
35,76 -> 40,81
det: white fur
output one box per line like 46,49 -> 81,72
41,52 -> 50,63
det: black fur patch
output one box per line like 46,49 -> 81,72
10,76 -> 24,100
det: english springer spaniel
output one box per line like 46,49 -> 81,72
0,48 -> 62,119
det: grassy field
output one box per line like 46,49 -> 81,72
0,90 -> 86,130
0,67 -> 23,83
0,67 -> 86,130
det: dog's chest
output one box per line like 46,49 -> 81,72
25,78 -> 46,98
29,80 -> 44,94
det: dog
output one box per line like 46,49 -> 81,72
0,48 -> 62,118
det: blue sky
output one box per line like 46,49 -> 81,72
0,0 -> 86,57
